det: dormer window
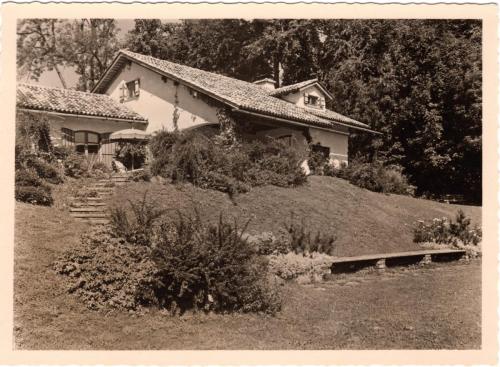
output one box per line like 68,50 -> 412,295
307,95 -> 319,105
303,93 -> 325,109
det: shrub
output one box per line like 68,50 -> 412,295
15,169 -> 45,188
62,153 -> 87,178
16,111 -> 53,154
116,142 -> 147,170
130,169 -> 151,182
245,231 -> 291,256
330,160 -> 415,196
110,191 -> 166,246
52,145 -> 74,161
62,153 -> 110,179
283,214 -> 337,255
307,149 -> 329,175
15,185 -> 53,206
54,226 -> 159,311
413,210 -> 481,247
58,204 -> 282,314
26,156 -> 63,184
267,252 -> 335,282
150,212 -> 281,314
148,130 -> 307,195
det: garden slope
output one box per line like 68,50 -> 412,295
111,176 -> 481,257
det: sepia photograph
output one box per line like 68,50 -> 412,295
5,8 -> 493,357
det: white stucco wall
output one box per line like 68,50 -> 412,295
281,85 -> 326,111
309,126 -> 349,166
254,126 -> 309,153
105,62 -> 220,133
46,114 -> 144,144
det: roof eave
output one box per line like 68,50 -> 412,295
17,106 -> 148,124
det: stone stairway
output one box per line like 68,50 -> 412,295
69,174 -> 129,225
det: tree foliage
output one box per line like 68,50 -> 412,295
17,19 -> 120,91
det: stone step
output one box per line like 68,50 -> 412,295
70,207 -> 106,213
71,202 -> 106,207
70,212 -> 108,219
68,197 -> 101,202
68,196 -> 106,202
80,218 -> 111,225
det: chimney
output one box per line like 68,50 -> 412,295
253,78 -> 276,91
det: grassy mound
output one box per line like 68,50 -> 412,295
109,176 -> 481,257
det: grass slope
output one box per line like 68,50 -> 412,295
14,178 -> 482,349
111,176 -> 481,257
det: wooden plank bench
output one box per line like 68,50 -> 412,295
331,249 -> 466,273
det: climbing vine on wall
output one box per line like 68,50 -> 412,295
215,108 -> 239,149
172,86 -> 180,131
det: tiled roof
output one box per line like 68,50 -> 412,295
306,108 -> 371,130
269,79 -> 334,101
93,50 -> 372,132
17,83 -> 148,123
269,79 -> 318,96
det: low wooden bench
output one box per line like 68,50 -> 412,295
331,249 -> 466,273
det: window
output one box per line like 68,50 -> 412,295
304,93 -> 325,109
61,128 -> 74,145
308,95 -> 319,105
311,144 -> 330,158
74,131 -> 100,157
121,79 -> 140,101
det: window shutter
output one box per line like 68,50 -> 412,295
320,97 -> 325,109
304,93 -> 309,104
134,79 -> 140,96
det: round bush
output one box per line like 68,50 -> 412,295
15,185 -> 53,206
26,156 -> 63,184
15,169 -> 44,187
54,226 -> 159,311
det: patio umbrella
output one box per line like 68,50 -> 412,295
109,128 -> 149,141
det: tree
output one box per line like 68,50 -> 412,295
62,19 -> 120,91
17,18 -> 120,91
17,19 -> 69,88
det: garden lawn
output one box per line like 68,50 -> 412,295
110,175 -> 481,257
14,177 -> 481,349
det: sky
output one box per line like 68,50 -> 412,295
19,19 -> 138,89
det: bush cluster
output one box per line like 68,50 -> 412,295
284,214 -> 337,255
57,195 -> 282,314
413,210 -> 482,247
63,153 -> 110,179
25,156 -> 64,184
110,192 -> 166,246
130,169 -> 151,182
15,112 -> 63,205
53,226 -> 159,311
15,184 -> 53,206
149,130 -> 307,195
150,212 -> 281,314
267,252 -> 335,283
115,142 -> 147,170
319,158 -> 415,196
245,215 -> 338,256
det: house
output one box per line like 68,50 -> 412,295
16,49 -> 377,169
92,49 -> 377,167
16,83 -> 148,166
